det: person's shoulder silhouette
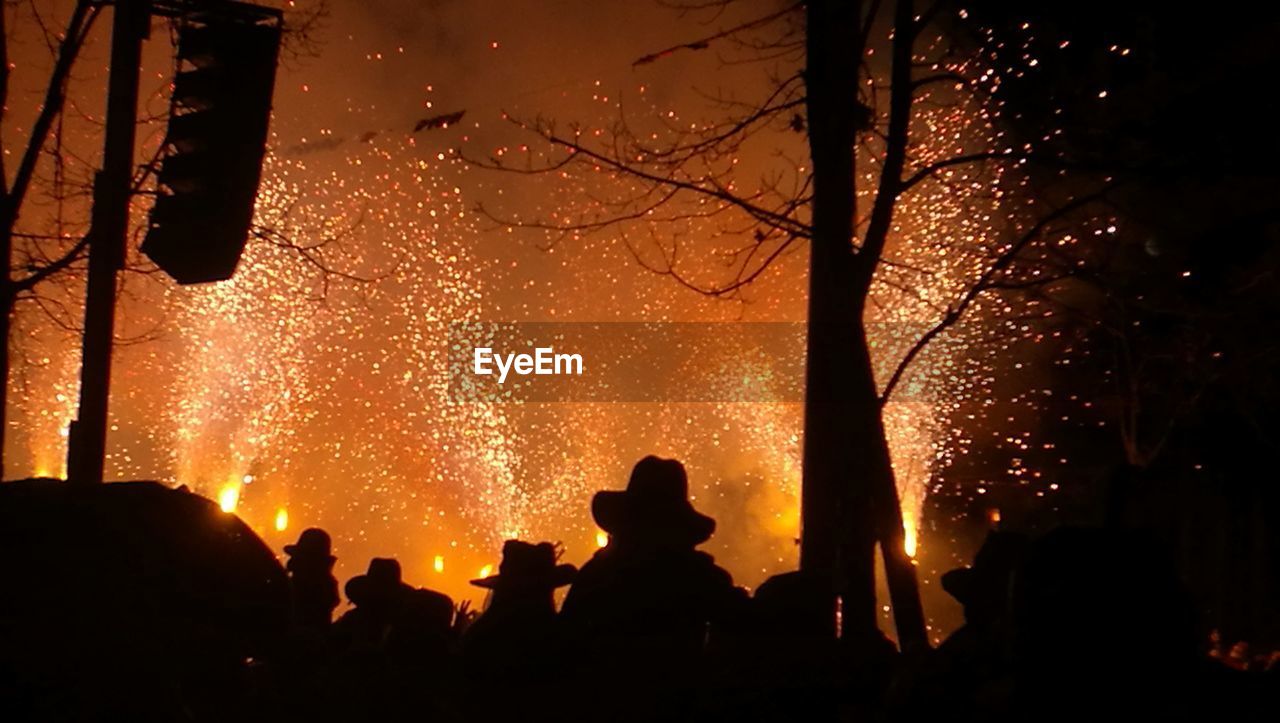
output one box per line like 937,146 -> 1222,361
284,527 -> 340,631
562,456 -> 738,649
463,539 -> 576,677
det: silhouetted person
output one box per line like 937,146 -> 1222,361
942,531 -> 1029,632
889,531 -> 1028,722
333,557 -> 453,656
284,527 -> 340,633
461,540 -> 577,722
463,540 -> 576,669
386,585 -> 455,665
561,456 -> 746,721
713,570 -> 848,723
328,557 -> 456,722
563,456 -> 742,651
334,557 -> 406,653
1009,526 -> 1203,721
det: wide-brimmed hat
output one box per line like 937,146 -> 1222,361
470,540 -> 577,590
591,456 -> 715,547
345,557 -> 410,607
942,531 -> 1029,607
284,528 -> 335,564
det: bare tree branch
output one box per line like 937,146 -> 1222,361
879,182 -> 1123,404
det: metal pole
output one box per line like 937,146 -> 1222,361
66,0 -> 148,484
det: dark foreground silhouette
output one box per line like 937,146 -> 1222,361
1,456 -> 1275,722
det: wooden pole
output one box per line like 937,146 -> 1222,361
66,0 -> 148,484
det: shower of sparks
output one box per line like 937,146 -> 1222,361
2,3 -> 1099,636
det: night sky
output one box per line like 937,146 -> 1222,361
8,0 -> 1272,645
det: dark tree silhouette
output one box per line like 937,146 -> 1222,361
0,0 -> 372,478
472,0 -> 1115,647
0,0 -> 98,478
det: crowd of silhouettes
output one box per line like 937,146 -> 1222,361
1,455 -> 1275,721
259,455 -> 1272,722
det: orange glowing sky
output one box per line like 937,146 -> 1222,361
4,0 -> 1069,642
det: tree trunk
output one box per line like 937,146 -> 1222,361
863,0 -> 929,652
801,0 -> 875,639
803,0 -> 929,650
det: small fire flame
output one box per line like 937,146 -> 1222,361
433,555 -> 445,573
477,564 -> 493,579
903,518 -> 919,559
218,484 -> 240,513
274,507 -> 289,531
595,530 -> 609,548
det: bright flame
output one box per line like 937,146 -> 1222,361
274,507 -> 289,531
595,530 -> 609,548
988,508 -> 1001,526
885,402 -> 936,561
477,564 -> 493,579
32,450 -> 68,480
903,519 -> 919,558
433,555 -> 445,573
218,484 -> 240,513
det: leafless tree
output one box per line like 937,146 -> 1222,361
0,0 -> 99,478
0,0 -> 371,478
472,0 -> 1115,647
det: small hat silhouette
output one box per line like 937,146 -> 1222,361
942,531 -> 1029,607
284,528 -> 334,564
345,557 -> 409,607
470,540 -> 577,591
592,456 -> 715,547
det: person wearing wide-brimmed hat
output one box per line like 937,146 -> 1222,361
470,540 -> 578,600
333,557 -> 408,653
333,557 -> 453,657
561,456 -> 744,662
283,527 -> 340,632
462,540 -> 577,696
941,531 -> 1029,629
587,455 -> 718,550
889,531 -> 1031,722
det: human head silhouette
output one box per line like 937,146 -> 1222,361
283,527 -> 335,571
591,456 -> 716,548
471,540 -> 577,594
345,557 -> 407,611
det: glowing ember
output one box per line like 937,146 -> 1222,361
903,522 -> 920,560
218,484 -> 241,514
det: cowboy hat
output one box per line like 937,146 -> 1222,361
284,528 -> 335,563
942,531 -> 1029,607
470,540 -> 577,590
345,557 -> 410,607
591,456 -> 715,547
